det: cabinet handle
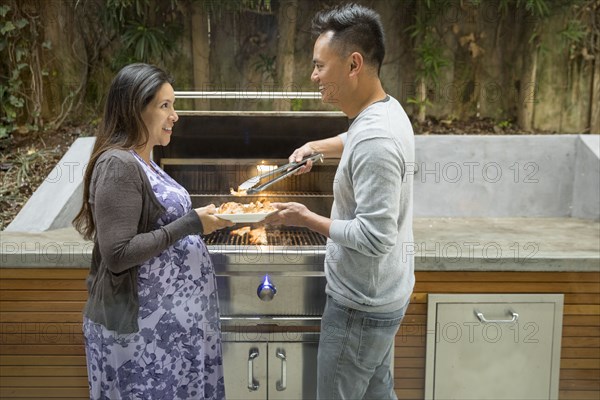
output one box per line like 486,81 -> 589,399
276,350 -> 287,391
248,349 -> 260,391
476,310 -> 519,324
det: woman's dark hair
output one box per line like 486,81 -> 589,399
311,3 -> 385,75
73,63 -> 174,240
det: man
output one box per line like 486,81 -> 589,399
267,3 -> 415,399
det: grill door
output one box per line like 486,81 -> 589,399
425,294 -> 564,400
223,342 -> 267,399
268,342 -> 318,400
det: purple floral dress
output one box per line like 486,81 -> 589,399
83,151 -> 225,399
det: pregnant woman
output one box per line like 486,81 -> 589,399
73,63 -> 233,399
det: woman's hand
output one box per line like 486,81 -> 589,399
195,204 -> 234,234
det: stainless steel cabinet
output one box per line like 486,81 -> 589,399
425,294 -> 563,400
223,335 -> 318,400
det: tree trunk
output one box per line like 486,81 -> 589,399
416,78 -> 427,125
274,0 -> 297,111
518,48 -> 537,132
191,2 -> 210,110
517,23 -> 539,132
590,44 -> 600,134
413,1 -> 428,125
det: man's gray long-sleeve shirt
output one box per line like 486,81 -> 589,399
326,96 -> 415,313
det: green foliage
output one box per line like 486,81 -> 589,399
560,18 -> 588,59
199,0 -> 272,17
12,149 -> 46,185
496,0 -> 553,21
1,1 -> 80,135
405,0 -> 450,120
405,14 -> 428,40
290,98 -> 303,112
406,0 -> 450,82
559,1 -> 598,62
497,0 -> 597,62
414,34 -> 449,83
498,0 -> 551,18
0,4 -> 30,139
104,0 -> 183,70
420,0 -> 452,12
407,97 -> 433,108
560,19 -> 587,44
497,0 -> 509,14
253,53 -> 277,81
517,0 -> 550,17
121,22 -> 181,63
106,0 -> 152,23
497,119 -> 512,129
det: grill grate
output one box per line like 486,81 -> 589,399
203,227 -> 327,246
191,192 -> 333,197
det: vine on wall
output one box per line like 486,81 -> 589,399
0,3 -> 53,138
406,0 -> 450,125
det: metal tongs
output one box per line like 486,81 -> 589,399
238,153 -> 324,195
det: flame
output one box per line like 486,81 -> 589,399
263,275 -> 271,286
256,163 -> 277,174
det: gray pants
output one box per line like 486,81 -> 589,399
317,296 -> 408,400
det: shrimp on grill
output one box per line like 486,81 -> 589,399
229,226 -> 268,245
217,201 -> 276,214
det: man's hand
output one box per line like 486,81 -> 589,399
288,136 -> 345,175
265,202 -> 311,227
266,202 -> 332,238
289,143 -> 318,175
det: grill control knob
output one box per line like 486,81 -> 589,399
257,275 -> 277,301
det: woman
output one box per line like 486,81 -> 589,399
73,63 -> 233,399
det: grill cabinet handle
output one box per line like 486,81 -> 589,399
248,349 -> 260,391
276,350 -> 287,391
475,310 -> 519,324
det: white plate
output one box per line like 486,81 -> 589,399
215,210 -> 277,223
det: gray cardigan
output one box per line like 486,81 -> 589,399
84,149 -> 203,333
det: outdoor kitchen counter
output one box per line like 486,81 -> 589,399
1,217 -> 598,272
1,218 -> 599,400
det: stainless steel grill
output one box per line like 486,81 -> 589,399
153,110 -> 348,399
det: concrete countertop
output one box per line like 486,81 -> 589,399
1,218 -> 598,272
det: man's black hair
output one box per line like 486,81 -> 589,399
311,3 -> 385,75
